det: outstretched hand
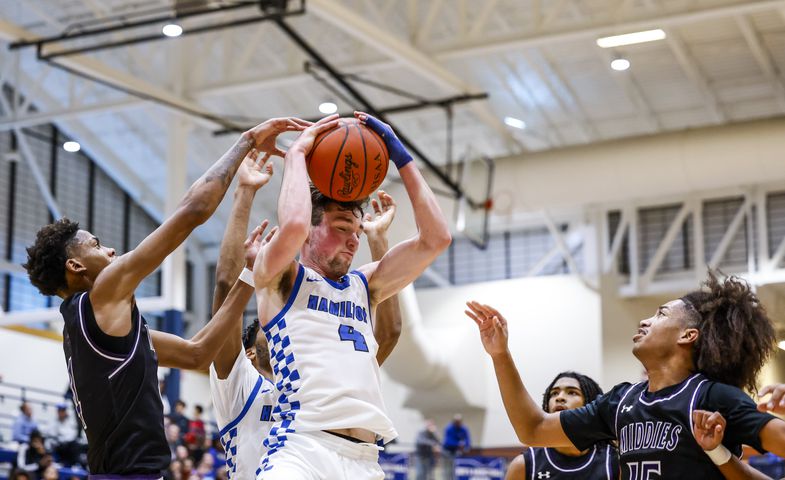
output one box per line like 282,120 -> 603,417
758,383 -> 785,415
247,117 -> 311,158
362,190 -> 396,240
289,114 -> 340,157
244,220 -> 278,269
465,301 -> 510,357
238,149 -> 274,191
692,410 -> 726,451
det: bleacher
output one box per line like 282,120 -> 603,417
0,381 -> 87,480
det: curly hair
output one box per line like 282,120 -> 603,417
242,320 -> 260,351
680,272 -> 776,393
310,184 -> 367,226
541,371 -> 604,412
23,218 -> 80,296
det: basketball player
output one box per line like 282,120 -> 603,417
207,149 -> 403,479
758,383 -> 785,415
252,112 -> 451,479
466,272 -> 785,480
22,117 -> 309,477
691,410 -> 773,479
505,371 -> 619,480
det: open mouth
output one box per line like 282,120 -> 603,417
633,328 -> 647,342
553,405 -> 568,412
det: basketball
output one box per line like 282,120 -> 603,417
306,118 -> 389,202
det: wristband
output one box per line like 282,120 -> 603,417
364,115 -> 413,170
705,444 -> 731,466
238,268 -> 254,287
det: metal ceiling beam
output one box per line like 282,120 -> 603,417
735,15 -> 785,111
306,0 -> 524,152
439,0 -> 785,60
0,50 -> 165,222
664,29 -> 725,124
0,18 -> 229,132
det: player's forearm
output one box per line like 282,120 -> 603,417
490,351 -> 551,445
717,457 -> 772,479
374,296 -> 402,365
276,151 -> 311,239
180,133 -> 254,224
367,235 -> 389,261
398,163 -> 451,252
191,279 -> 254,369
212,186 -> 256,314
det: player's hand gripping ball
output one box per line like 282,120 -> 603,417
306,118 -> 389,202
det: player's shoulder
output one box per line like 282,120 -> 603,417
696,379 -> 754,409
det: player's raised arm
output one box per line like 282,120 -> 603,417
362,191 -> 402,365
465,301 -> 575,448
692,410 -> 774,479
252,115 -> 340,293
151,222 -> 270,370
354,112 -> 451,304
91,118 -> 308,336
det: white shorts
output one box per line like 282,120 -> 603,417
257,430 -> 384,480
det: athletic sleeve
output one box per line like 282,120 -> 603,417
559,383 -> 631,451
209,350 -> 261,427
699,382 -> 776,454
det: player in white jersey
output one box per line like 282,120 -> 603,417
206,149 -> 403,479
251,113 -> 451,479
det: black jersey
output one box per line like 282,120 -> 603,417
524,444 -> 619,480
61,292 -> 169,476
560,373 -> 777,480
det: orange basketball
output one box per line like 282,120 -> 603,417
306,118 -> 389,202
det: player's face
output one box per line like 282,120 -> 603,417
632,299 -> 692,361
309,204 -> 362,277
67,230 -> 116,280
547,377 -> 586,413
253,329 -> 271,374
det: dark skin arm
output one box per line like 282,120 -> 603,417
465,301 -> 574,447
211,150 -> 274,379
692,410 -> 773,480
90,118 -> 309,337
363,192 -> 402,366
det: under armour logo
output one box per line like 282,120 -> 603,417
621,405 -> 633,413
537,471 -> 551,479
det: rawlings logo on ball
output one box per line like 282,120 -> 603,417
338,153 -> 360,197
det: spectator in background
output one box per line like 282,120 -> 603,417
40,465 -> 58,480
414,419 -> 440,480
12,403 -> 38,444
441,414 -> 471,480
17,429 -> 52,478
9,470 -> 31,480
168,400 -> 190,438
166,423 -> 183,459
49,403 -> 81,466
184,405 -> 206,461
203,435 -> 226,478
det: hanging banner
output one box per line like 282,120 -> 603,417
380,451 -> 409,480
455,456 -> 506,480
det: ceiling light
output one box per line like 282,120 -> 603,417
162,23 -> 183,38
597,29 -> 666,48
779,340 -> 785,351
318,102 -> 338,114
504,116 -> 526,129
63,141 -> 81,153
611,58 -> 631,71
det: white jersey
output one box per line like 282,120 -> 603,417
210,350 -> 277,480
261,264 -> 397,458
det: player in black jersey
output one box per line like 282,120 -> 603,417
23,117 -> 310,479
505,371 -> 619,480
466,272 -> 785,480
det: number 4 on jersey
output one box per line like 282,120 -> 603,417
338,324 -> 369,352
